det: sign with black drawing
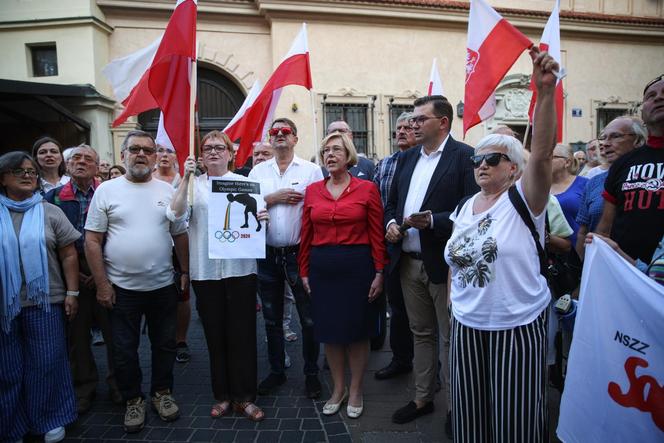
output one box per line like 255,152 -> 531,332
208,178 -> 265,259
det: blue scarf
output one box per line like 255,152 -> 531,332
0,193 -> 49,333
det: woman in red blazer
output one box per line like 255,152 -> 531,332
299,132 -> 386,419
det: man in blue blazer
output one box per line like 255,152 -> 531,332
384,95 -> 478,433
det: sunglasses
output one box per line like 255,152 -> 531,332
268,127 -> 293,137
126,146 -> 156,155
470,153 -> 511,168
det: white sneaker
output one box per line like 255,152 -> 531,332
44,426 -> 65,443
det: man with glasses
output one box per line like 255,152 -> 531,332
325,120 -> 375,181
596,76 -> 664,265
84,130 -> 189,433
384,96 -> 477,433
248,118 -> 324,398
575,116 -> 646,258
45,145 -> 122,415
373,112 -> 417,380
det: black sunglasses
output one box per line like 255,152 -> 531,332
470,153 -> 511,168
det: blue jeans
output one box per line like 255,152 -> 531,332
258,247 -> 319,376
110,284 -> 178,401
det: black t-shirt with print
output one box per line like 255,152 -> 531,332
603,144 -> 664,263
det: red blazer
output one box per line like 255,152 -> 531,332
298,175 -> 387,277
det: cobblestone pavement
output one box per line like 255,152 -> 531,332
57,295 -> 561,442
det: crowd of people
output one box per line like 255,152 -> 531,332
0,51 -> 662,443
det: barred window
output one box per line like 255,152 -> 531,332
323,103 -> 369,154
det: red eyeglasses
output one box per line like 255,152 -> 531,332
268,127 -> 293,137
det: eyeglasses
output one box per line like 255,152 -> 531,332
126,145 -> 156,155
598,132 -> 635,142
201,144 -> 228,154
552,155 -> 568,160
268,127 -> 293,137
470,153 -> 511,168
322,146 -> 345,155
408,115 -> 442,127
396,125 -> 413,133
157,147 -> 175,154
9,168 -> 38,178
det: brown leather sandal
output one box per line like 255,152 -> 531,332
233,401 -> 265,422
210,401 -> 231,418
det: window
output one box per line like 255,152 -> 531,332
29,43 -> 58,77
388,104 -> 412,153
324,103 -> 369,154
597,107 -> 627,135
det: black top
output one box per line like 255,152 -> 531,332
603,144 -> 664,263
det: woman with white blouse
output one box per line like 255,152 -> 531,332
444,49 -> 558,442
170,130 -> 268,422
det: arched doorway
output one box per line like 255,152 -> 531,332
138,65 -> 245,137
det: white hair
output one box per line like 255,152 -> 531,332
474,134 -> 525,175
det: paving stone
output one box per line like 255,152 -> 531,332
212,418 -> 236,429
82,425 -> 110,438
215,430 -> 238,442
276,407 -> 299,418
146,427 -> 172,440
279,419 -> 302,430
235,429 -> 259,442
300,418 -> 322,430
279,430 -> 304,443
257,418 -> 281,430
323,422 -> 348,436
302,430 -> 326,443
297,408 -> 317,418
256,430 -> 282,443
191,428 -> 218,441
234,418 -> 257,430
328,434 -> 353,443
166,428 -> 194,441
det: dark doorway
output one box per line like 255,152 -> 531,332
138,66 -> 245,140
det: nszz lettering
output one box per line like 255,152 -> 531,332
614,330 -> 650,355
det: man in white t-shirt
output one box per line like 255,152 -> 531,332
249,118 -> 323,399
84,130 -> 189,434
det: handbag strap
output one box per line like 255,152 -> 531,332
507,186 -> 548,278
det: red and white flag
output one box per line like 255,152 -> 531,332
223,23 -> 313,168
528,0 -> 564,142
427,58 -> 444,95
103,0 -> 197,171
463,0 -> 532,136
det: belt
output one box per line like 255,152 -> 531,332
405,251 -> 423,260
267,244 -> 300,256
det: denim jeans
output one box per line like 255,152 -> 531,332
258,247 -> 319,376
111,284 -> 178,401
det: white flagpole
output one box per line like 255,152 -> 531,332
187,55 -> 197,204
310,89 -> 319,165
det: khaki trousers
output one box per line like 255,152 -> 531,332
400,255 -> 450,405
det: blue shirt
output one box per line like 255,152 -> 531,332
576,171 -> 608,232
555,175 -> 588,246
373,151 -> 401,207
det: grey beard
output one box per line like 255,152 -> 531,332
127,164 -> 152,181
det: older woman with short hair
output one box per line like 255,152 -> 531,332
299,132 -> 386,419
0,151 -> 81,443
170,130 -> 267,422
444,49 -> 558,442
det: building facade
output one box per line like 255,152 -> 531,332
1,0 -> 663,162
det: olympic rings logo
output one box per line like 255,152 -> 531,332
215,230 -> 240,243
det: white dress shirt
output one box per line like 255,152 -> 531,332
249,154 -> 324,247
401,135 -> 449,253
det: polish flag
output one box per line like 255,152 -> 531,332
103,0 -> 197,171
528,0 -> 564,142
427,58 -> 444,95
463,0 -> 532,136
223,23 -> 313,168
